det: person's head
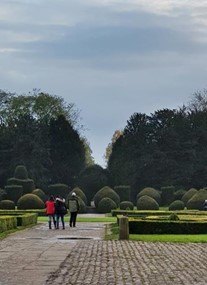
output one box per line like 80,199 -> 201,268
71,192 -> 76,197
49,195 -> 54,201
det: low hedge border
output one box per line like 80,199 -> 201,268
0,216 -> 17,233
0,209 -> 46,216
128,218 -> 207,234
16,213 -> 38,226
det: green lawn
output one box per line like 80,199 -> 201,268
38,216 -> 116,223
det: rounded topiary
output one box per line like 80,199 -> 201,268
14,165 -> 28,179
169,200 -> 185,211
136,195 -> 159,210
0,200 -> 15,210
173,189 -> 186,201
97,197 -> 117,213
120,201 -> 134,210
137,187 -> 161,204
78,197 -> 87,213
32,188 -> 47,203
17,194 -> 45,209
67,187 -> 88,205
181,188 -> 198,206
186,189 -> 207,210
0,189 -> 7,201
93,186 -> 120,208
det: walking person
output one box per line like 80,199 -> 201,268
45,195 -> 56,229
68,192 -> 80,227
55,195 -> 67,230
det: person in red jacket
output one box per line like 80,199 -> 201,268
45,195 -> 56,229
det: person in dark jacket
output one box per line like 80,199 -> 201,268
68,192 -> 80,227
45,195 -> 56,229
55,195 -> 67,230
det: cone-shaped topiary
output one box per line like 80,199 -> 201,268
169,200 -> 185,211
173,189 -> 186,201
181,188 -> 197,206
32,188 -> 47,203
137,195 -> 159,210
14,165 -> 28,179
93,186 -> 120,208
120,201 -> 134,210
67,187 -> 88,205
137,187 -> 161,204
186,189 -> 207,210
0,200 -> 15,210
17,194 -> 45,209
97,197 -> 117,213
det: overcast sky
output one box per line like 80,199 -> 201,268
1,0 -> 207,167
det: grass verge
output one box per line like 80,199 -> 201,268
38,216 -> 116,223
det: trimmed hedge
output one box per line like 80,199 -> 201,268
128,218 -> 207,234
182,188 -> 198,206
137,187 -> 161,204
97,197 -> 117,213
17,194 -> 45,209
0,200 -> 15,210
160,185 -> 175,206
32,188 -> 47,203
47,183 -> 68,198
137,195 -> 159,210
186,189 -> 207,210
7,178 -> 35,195
93,186 -> 120,208
16,213 -> 38,226
0,209 -> 46,216
4,185 -> 23,204
114,185 -> 131,202
120,201 -> 134,210
0,216 -> 17,232
14,165 -> 28,179
169,200 -> 185,211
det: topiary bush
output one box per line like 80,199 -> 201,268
78,197 -> 87,213
4,185 -> 23,205
67,187 -> 88,205
93,186 -> 120,208
47,183 -> 68,198
169,213 -> 179,221
181,188 -> 198,206
186,189 -> 207,210
137,187 -> 161,204
97,197 -> 117,213
114,185 -> 131,202
32,188 -> 47,203
17,194 -> 45,209
169,200 -> 185,211
7,178 -> 35,195
173,189 -> 186,201
0,189 -> 7,201
136,195 -> 159,210
120,201 -> 134,210
14,165 -> 28,179
160,185 -> 175,206
0,200 -> 15,210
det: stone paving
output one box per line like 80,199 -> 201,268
1,220 -> 207,284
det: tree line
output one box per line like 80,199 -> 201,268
107,90 -> 207,199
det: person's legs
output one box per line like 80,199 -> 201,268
56,214 -> 60,229
52,215 -> 56,229
48,215 -> 52,229
73,212 -> 78,227
69,213 -> 73,227
61,215 -> 65,229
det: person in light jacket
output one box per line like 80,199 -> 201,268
68,192 -> 80,227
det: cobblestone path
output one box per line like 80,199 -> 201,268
45,240 -> 207,285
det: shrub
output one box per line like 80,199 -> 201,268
67,187 -> 88,205
17,194 -> 45,209
137,187 -> 161,204
0,189 -> 7,201
186,189 -> 207,210
97,197 -> 117,213
93,186 -> 120,208
181,188 -> 198,206
169,200 -> 185,211
4,185 -> 23,205
0,200 -> 15,210
32,188 -> 47,203
160,185 -> 175,206
114,185 -> 131,202
136,195 -> 159,210
169,213 -> 179,221
14,165 -> 28,179
173,189 -> 186,201
78,197 -> 87,213
120,201 -> 134,210
7,178 -> 35,194
47,184 -> 68,198
77,164 -> 110,202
